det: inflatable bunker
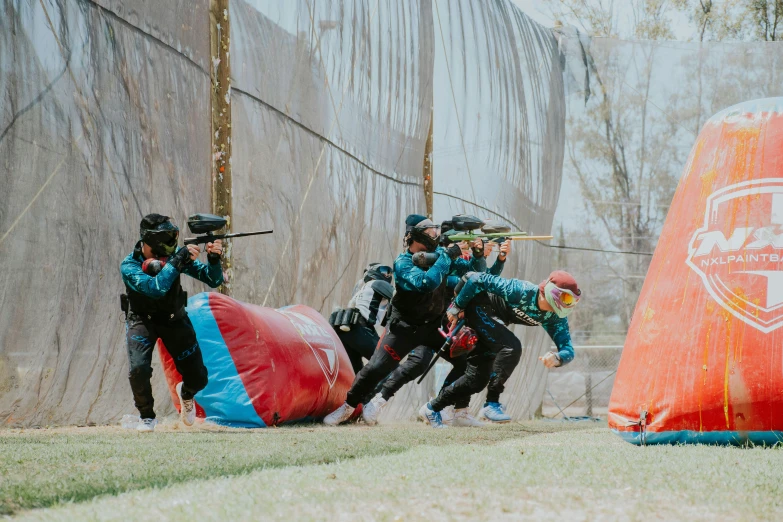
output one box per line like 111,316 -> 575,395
157,292 -> 355,427
609,98 -> 783,445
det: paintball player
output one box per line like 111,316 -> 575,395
323,214 -> 485,426
120,214 -> 224,432
419,270 -> 579,428
378,233 -> 513,427
333,263 -> 394,374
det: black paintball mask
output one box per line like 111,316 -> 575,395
364,262 -> 393,283
139,214 -> 180,257
407,218 -> 440,253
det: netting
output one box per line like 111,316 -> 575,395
228,0 -> 432,309
0,0 -> 211,426
0,0 -> 565,426
423,0 -> 565,421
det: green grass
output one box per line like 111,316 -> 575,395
0,420 -> 580,516
4,421 -> 783,520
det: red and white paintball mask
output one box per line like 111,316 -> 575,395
539,271 -> 581,318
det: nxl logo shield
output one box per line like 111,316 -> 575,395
686,178 -> 783,333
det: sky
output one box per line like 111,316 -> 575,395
509,0 -> 695,41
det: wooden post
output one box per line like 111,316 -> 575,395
422,108 -> 434,219
210,0 -> 232,294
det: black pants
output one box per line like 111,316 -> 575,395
430,296 -> 521,412
381,345 -> 470,408
335,325 -> 379,374
345,319 -> 443,408
125,313 -> 209,419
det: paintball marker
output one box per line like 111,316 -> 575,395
447,214 -> 553,243
414,214 -> 553,267
416,319 -> 478,384
183,213 -> 273,245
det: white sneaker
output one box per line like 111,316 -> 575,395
440,406 -> 455,426
479,402 -> 512,423
452,408 -> 485,427
362,393 -> 388,425
136,418 -> 157,432
324,402 -> 355,426
418,403 -> 449,429
176,382 -> 196,426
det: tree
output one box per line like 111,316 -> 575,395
544,0 -> 781,334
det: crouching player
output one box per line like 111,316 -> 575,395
419,271 -> 580,427
323,214 -> 484,426
120,214 -> 224,432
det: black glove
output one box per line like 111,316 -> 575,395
446,243 -> 462,260
168,246 -> 192,272
471,238 -> 484,258
207,252 -> 222,265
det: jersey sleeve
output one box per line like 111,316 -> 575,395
395,250 -> 451,292
542,318 -> 575,365
454,273 -> 526,309
182,259 -> 224,288
120,257 -> 181,299
488,258 -> 505,276
449,253 -> 486,277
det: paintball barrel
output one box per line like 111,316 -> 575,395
183,213 -> 273,245
447,214 -> 552,242
415,214 -> 553,268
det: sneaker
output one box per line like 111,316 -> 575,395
362,393 -> 388,425
452,408 -> 485,427
440,406 -> 455,426
136,418 -> 157,433
479,402 -> 511,423
176,382 -> 196,426
418,403 -> 449,429
324,402 -> 356,426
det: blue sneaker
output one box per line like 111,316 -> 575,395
418,403 -> 449,429
480,402 -> 511,423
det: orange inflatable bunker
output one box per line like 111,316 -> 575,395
157,292 -> 355,427
609,98 -> 783,445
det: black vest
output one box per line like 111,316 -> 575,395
390,278 -> 449,326
126,246 -> 187,322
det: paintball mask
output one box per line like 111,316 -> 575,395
540,270 -> 581,318
408,218 -> 440,252
140,214 -> 180,257
364,263 -> 393,283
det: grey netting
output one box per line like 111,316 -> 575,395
0,0 -> 565,426
423,0 -> 565,421
0,0 -> 211,426
228,0 -> 432,309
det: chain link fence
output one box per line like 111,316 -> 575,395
541,331 -> 624,419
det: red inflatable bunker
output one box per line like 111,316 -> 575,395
157,292 -> 355,427
610,98 -> 783,445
